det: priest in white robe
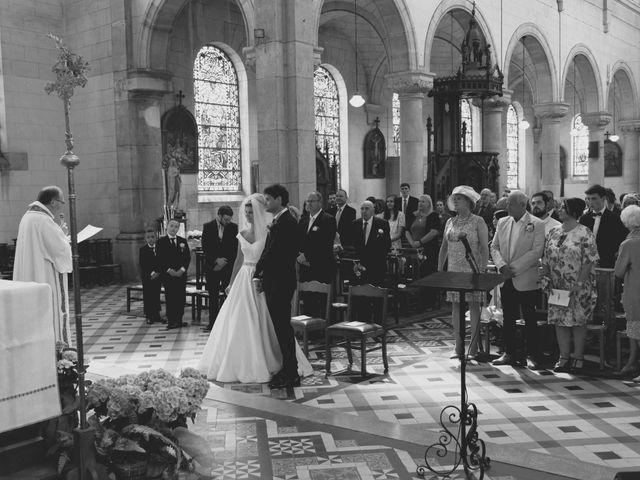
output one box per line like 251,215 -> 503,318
13,186 -> 73,345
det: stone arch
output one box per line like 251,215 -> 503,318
607,63 -> 637,120
503,24 -> 557,104
139,0 -> 255,71
561,44 -> 603,113
424,0 -> 497,74
315,0 -> 415,72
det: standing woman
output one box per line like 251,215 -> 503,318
541,198 -> 599,373
438,186 -> 488,359
406,194 -> 441,277
614,205 -> 640,379
378,194 -> 406,251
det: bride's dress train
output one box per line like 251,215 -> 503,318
197,234 -> 313,383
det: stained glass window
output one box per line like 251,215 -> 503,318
314,66 -> 341,180
460,99 -> 473,152
506,105 -> 519,188
571,114 -> 589,176
194,45 -> 241,192
392,92 -> 400,156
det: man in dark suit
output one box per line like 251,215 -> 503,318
254,184 -> 300,388
333,188 -> 357,243
139,229 -> 163,324
298,191 -> 337,284
326,191 -> 338,216
345,200 -> 391,287
201,205 -> 238,331
580,184 -> 628,268
395,182 -> 419,229
157,219 -> 191,330
474,188 -> 496,233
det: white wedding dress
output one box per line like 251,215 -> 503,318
197,232 -> 313,383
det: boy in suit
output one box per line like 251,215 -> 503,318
157,219 -> 191,330
201,205 -> 238,331
139,229 -> 163,324
395,182 -> 419,230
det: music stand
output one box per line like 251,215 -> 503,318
411,271 -> 504,479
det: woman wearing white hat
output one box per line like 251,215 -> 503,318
438,185 -> 489,360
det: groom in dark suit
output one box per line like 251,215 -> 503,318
201,205 -> 238,330
254,184 -> 300,388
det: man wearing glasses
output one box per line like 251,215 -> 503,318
13,186 -> 73,345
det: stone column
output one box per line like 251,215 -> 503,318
534,102 -> 570,193
113,70 -> 173,281
619,120 -> 640,193
385,71 -> 434,194
482,93 -> 510,191
581,112 -> 611,186
252,0 -> 316,208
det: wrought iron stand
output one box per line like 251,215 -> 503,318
410,271 -> 503,479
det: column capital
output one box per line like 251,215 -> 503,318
618,119 -> 640,134
385,70 -> 434,95
313,46 -> 324,67
480,95 -> 511,111
533,102 -> 570,122
120,69 -> 173,100
242,46 -> 256,72
580,111 -> 611,130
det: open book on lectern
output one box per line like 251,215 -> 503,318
66,225 -> 103,244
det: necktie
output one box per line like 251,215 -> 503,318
592,211 -> 602,217
402,198 -> 407,213
218,223 -> 224,240
336,208 -> 342,226
152,247 -> 156,256
362,221 -> 368,244
171,238 -> 176,248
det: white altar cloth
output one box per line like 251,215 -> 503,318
0,280 -> 61,433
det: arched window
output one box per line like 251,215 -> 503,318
460,99 -> 473,152
314,66 -> 341,180
571,114 -> 589,176
194,45 -> 241,192
392,92 -> 400,156
506,105 -> 519,188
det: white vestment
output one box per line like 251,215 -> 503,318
13,202 -> 73,346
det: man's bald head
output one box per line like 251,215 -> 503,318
507,191 -> 528,221
360,200 -> 375,220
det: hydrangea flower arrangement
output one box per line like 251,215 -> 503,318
86,368 -> 212,477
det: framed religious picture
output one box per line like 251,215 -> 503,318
604,141 -> 623,177
363,124 -> 386,179
161,105 -> 198,174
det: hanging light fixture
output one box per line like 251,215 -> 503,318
519,37 -> 530,130
349,0 -> 365,108
608,74 -> 619,142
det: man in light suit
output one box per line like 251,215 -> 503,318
490,191 -> 545,369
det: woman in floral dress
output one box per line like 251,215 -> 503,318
541,197 -> 598,373
438,186 -> 488,360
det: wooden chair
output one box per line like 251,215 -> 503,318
291,281 -> 332,357
588,268 -> 616,369
325,284 -> 389,378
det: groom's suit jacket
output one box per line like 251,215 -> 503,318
490,212 -> 545,292
254,209 -> 299,294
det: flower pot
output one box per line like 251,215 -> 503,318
112,459 -> 147,480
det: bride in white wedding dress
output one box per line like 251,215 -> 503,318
197,193 -> 313,383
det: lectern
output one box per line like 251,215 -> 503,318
412,271 -> 504,480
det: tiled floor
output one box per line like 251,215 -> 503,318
79,284 -> 640,478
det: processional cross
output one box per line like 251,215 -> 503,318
44,33 -> 97,480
